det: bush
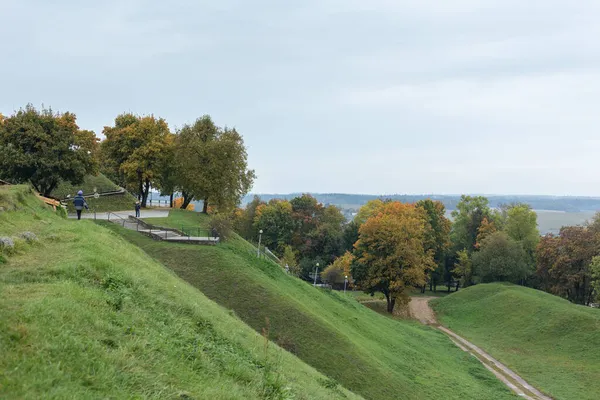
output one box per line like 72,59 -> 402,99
209,214 -> 233,241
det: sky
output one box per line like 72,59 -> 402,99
2,0 -> 600,196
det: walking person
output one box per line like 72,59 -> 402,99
73,190 -> 89,220
135,201 -> 141,218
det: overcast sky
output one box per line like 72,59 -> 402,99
2,0 -> 600,195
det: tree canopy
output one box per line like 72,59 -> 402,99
473,231 -> 530,284
352,202 -> 434,313
174,116 -> 255,213
0,105 -> 98,196
101,114 -> 173,207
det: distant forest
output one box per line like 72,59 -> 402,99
244,193 -> 600,213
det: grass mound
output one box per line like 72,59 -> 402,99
0,186 -> 357,399
105,209 -> 515,400
432,283 -> 600,400
51,174 -> 137,213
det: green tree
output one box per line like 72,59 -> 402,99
102,113 -> 172,207
153,134 -> 177,207
352,202 -> 434,313
504,204 -> 540,267
174,116 -> 255,212
253,200 -> 296,253
473,231 -> 530,283
452,249 -> 473,289
233,196 -> 264,240
416,199 -> 451,292
281,245 -> 300,276
0,105 -> 98,196
451,195 -> 494,253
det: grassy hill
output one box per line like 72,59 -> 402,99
51,174 -> 137,212
431,283 -> 600,400
0,186 -> 358,399
102,209 -> 515,400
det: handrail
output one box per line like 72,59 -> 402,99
107,212 -> 127,226
179,225 -> 217,239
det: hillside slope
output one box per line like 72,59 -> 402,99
432,283 -> 600,400
0,186 -> 358,399
51,173 -> 137,212
104,210 -> 515,400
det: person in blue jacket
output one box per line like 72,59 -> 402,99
135,201 -> 141,218
73,190 -> 89,220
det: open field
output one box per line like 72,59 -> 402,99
432,283 -> 600,400
0,186 -> 356,399
104,209 -> 515,400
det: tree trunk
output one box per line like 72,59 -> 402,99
181,191 -> 193,209
141,178 -> 150,208
202,197 -> 209,214
386,297 -> 396,313
169,192 -> 174,208
138,171 -> 143,202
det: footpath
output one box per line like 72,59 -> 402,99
408,297 -> 552,400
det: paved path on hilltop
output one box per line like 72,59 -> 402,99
67,210 -> 169,220
409,297 -> 552,400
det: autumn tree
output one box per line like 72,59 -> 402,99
174,116 -> 255,212
416,199 -> 451,292
590,256 -> 600,303
475,217 -> 497,249
0,105 -> 98,196
536,226 -> 599,305
353,199 -> 384,225
102,114 -> 172,207
352,202 -> 434,313
321,251 -> 354,289
473,231 -> 530,283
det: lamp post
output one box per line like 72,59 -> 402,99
344,275 -> 348,295
313,263 -> 320,286
257,229 -> 263,257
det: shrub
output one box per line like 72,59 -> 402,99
209,214 -> 233,241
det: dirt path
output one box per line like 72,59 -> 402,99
409,297 -> 552,400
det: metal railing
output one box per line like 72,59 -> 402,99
180,225 -> 215,239
107,212 -> 127,226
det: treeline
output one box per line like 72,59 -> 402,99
0,105 -> 255,213
236,194 -> 600,312
246,193 -> 600,213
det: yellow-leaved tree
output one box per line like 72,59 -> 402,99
321,251 -> 354,289
351,202 -> 434,313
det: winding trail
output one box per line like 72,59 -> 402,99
409,297 -> 552,400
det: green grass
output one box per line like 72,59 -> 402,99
143,209 -> 212,236
431,283 -> 600,400
51,173 -> 120,198
0,186 -> 358,399
105,209 -> 516,400
51,173 -> 138,213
